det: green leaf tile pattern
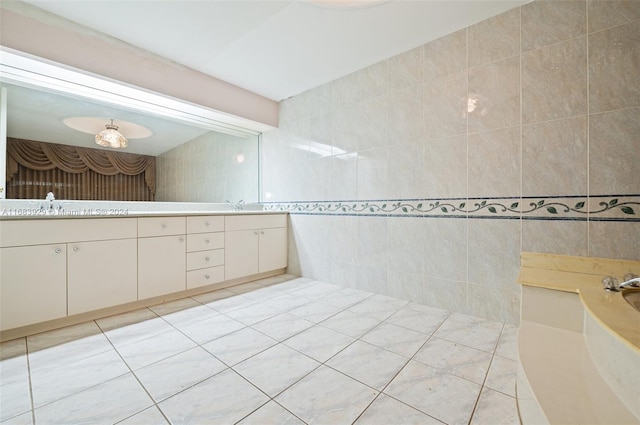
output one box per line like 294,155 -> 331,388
263,195 -> 639,221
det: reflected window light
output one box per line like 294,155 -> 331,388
309,141 -> 333,157
467,96 -> 478,113
265,192 -> 272,199
336,152 -> 358,160
235,154 -> 245,163
467,93 -> 489,117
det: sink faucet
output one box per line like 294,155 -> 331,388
602,273 -> 640,292
46,191 -> 55,202
226,200 -> 244,211
44,192 -> 56,213
39,192 -> 63,214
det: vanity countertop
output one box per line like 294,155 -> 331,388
517,252 -> 640,351
0,210 -> 286,220
0,200 -> 286,220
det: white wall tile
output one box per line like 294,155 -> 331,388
266,2 -> 637,325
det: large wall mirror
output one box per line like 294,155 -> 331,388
0,49 -> 262,204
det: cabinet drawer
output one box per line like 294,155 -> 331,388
187,266 -> 224,289
225,214 -> 287,231
187,216 -> 224,234
138,217 -> 185,237
0,218 -> 137,247
187,249 -> 224,270
186,232 -> 224,252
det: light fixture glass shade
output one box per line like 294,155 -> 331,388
95,120 -> 128,148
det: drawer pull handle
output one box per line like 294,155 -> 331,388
205,257 -> 210,262
55,248 -> 62,254
205,239 -> 210,244
205,274 -> 210,280
73,247 -> 80,252
162,224 -> 167,229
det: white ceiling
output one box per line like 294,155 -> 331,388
19,0 -> 528,102
2,0 -> 528,156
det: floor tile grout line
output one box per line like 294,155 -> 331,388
95,306 -> 261,423
119,299 -> 312,421
342,316 -> 446,424
12,276 -> 516,425
223,285 -> 405,414
429,316 -> 507,355
148,313 -> 321,424
152,281 -> 354,413
385,312 -> 508,421
147,280 -> 352,378
229,284 -> 501,422
95,317 -> 174,425
15,279 -> 323,423
100,306 -> 211,371
322,307 -> 456,423
23,337 -> 37,425
113,406 -> 168,425
275,295 -> 515,424
465,322 -> 506,425
25,321 -> 137,417
231,397 -> 309,425
349,311 -> 454,425
27,368 -> 133,417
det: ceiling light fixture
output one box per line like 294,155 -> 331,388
95,119 -> 128,148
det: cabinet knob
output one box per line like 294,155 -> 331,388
205,239 -> 210,244
55,248 -> 62,254
161,224 -> 167,229
179,237 -> 184,242
205,222 -> 210,227
205,257 -> 210,262
254,231 -> 259,235
73,246 -> 80,252
260,231 -> 264,235
205,274 -> 210,280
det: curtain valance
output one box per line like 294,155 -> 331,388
7,138 -> 155,193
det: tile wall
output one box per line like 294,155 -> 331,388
156,131 -> 259,203
261,0 -> 640,324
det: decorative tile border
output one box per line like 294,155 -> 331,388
262,195 -> 640,222
587,195 -> 640,221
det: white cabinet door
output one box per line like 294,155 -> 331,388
138,236 -> 186,299
259,227 -> 287,273
224,229 -> 259,280
0,244 -> 67,331
67,239 -> 137,315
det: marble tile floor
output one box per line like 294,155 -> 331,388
0,275 -> 520,425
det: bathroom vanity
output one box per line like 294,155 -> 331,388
0,210 -> 288,341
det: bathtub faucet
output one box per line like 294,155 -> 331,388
602,273 -> 640,292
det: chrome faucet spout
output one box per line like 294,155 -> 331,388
620,276 -> 640,289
